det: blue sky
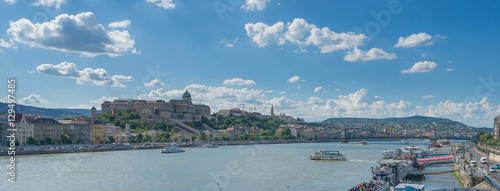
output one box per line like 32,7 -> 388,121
1,0 -> 500,127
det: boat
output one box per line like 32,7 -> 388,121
394,183 -> 425,191
382,149 -> 402,159
360,140 -> 369,145
160,146 -> 185,153
372,159 -> 413,186
309,150 -> 346,161
404,141 -> 410,145
202,142 -> 218,148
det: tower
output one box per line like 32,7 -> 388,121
182,90 -> 192,102
271,104 -> 275,117
495,115 -> 500,139
91,106 -> 97,118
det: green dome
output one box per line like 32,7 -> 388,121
182,90 -> 191,98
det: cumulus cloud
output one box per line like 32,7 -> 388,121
394,33 -> 433,48
421,95 -> 434,99
241,0 -> 270,11
19,94 -> 48,105
245,22 -> 285,47
145,79 -> 165,87
308,96 -> 324,105
401,61 -> 438,74
344,48 -> 397,62
36,62 -> 134,87
245,18 -> 365,53
287,75 -> 305,83
445,68 -> 454,72
222,78 -> 256,86
146,0 -> 175,9
314,87 -> 326,93
32,0 -> 65,8
109,20 -> 131,28
7,12 -> 137,57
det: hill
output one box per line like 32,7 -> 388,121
0,102 -> 95,118
322,115 -> 468,127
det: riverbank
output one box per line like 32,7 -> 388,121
0,138 -> 405,156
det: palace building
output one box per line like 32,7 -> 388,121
100,90 -> 210,121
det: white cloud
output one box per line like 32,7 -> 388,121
19,94 -> 48,105
421,95 -> 434,99
0,39 -> 15,48
222,78 -> 256,86
5,0 -> 16,4
245,18 -> 365,53
279,91 -> 286,94
220,37 -> 239,48
445,68 -> 454,72
32,0 -> 65,8
241,0 -> 270,11
401,61 -> 437,74
90,96 -> 119,104
108,20 -> 131,28
308,96 -> 324,105
36,62 -> 134,87
146,0 -> 175,9
285,18 -> 316,45
344,48 -> 397,62
7,12 -> 137,57
145,79 -> 165,87
287,75 -> 305,83
245,22 -> 285,47
394,33 -> 433,48
314,86 -> 326,93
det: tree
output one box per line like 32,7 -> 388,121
108,136 -> 115,144
27,137 -> 37,145
45,137 -> 53,145
140,118 -> 149,130
178,113 -> 184,119
199,131 -> 207,141
186,120 -> 195,127
61,134 -> 72,145
75,136 -> 84,144
481,133 -> 493,143
191,135 -> 196,142
40,140 -> 45,145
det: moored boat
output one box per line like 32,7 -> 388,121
160,146 -> 185,153
202,142 -> 218,148
309,150 -> 346,161
360,140 -> 369,145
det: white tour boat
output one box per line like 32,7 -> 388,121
160,146 -> 185,154
309,150 -> 346,161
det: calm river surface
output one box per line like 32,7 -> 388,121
0,141 -> 460,191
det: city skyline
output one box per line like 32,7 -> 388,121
1,0 -> 500,127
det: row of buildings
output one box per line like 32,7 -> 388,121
0,113 -> 131,146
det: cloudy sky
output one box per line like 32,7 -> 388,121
1,0 -> 499,127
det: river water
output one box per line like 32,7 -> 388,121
0,141 -> 460,191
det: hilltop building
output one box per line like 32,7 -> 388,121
495,115 -> 500,139
100,90 -> 210,121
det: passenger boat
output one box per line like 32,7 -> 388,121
202,142 -> 218,148
360,140 -> 369,145
160,146 -> 185,153
372,159 -> 413,186
394,183 -> 425,191
309,150 -> 346,161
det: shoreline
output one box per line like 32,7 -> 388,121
0,138 -> 406,157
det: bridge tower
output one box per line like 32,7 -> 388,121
340,128 -> 348,143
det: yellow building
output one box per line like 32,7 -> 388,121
33,116 -> 63,144
90,120 -> 106,144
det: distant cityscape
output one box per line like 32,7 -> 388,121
0,90 -> 497,147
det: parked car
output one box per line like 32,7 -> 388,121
493,164 -> 500,169
490,167 -> 497,173
471,160 -> 477,166
481,157 -> 488,164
